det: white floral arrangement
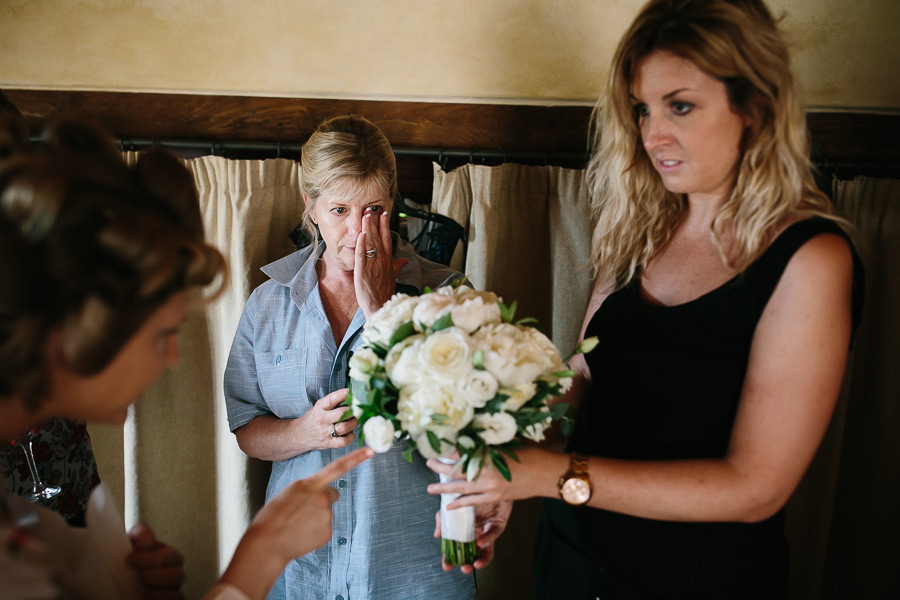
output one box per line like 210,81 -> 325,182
345,283 -> 597,565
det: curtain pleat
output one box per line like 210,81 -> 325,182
92,155 -> 304,599
432,163 -> 593,352
432,162 -> 593,600
819,176 -> 900,598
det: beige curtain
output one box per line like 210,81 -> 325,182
91,155 -> 304,599
432,162 -> 594,600
432,162 -> 594,355
789,176 -> 900,598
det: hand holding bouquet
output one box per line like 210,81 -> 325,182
346,284 -> 597,564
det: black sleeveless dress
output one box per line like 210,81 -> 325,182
533,218 -> 863,599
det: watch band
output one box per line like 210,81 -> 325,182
569,452 -> 589,476
558,452 -> 593,505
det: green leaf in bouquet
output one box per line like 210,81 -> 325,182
431,313 -> 454,332
448,276 -> 467,289
402,444 -> 415,463
559,416 -> 575,437
371,342 -> 389,358
488,448 -> 512,482
514,316 -> 539,326
389,321 -> 417,346
494,442 -> 523,462
426,430 -> 442,453
525,387 -> 552,408
498,300 -> 517,323
472,349 -> 485,369
577,336 -> 599,354
484,395 -> 506,414
430,413 -> 450,425
467,449 -> 487,481
564,335 -> 599,362
338,408 -> 355,422
550,402 -> 569,420
515,408 -> 551,428
553,369 -> 578,378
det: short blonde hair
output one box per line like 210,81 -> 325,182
299,114 -> 397,246
589,0 -> 844,288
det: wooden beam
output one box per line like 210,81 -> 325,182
1,89 -> 593,153
2,89 -> 896,166
0,91 -> 23,117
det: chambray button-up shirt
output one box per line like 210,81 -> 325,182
224,240 -> 476,600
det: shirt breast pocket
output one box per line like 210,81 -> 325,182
254,348 -> 311,418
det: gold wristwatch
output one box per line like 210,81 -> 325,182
557,453 -> 592,505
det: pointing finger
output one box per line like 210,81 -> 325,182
304,447 -> 374,490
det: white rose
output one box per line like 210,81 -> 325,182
436,285 -> 459,297
462,369 -> 499,408
474,323 -> 553,386
449,295 -> 502,333
350,395 -> 364,418
473,412 -> 517,446
363,416 -> 396,453
363,293 -> 420,346
521,416 -> 553,443
412,294 -> 455,330
348,347 -> 380,383
500,382 -> 537,411
420,328 -> 474,382
384,334 -> 425,387
397,380 -> 474,439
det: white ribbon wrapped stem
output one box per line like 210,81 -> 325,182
438,458 -> 475,543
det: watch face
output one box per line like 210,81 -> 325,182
562,477 -> 591,504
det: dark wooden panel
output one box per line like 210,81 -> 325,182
806,112 -> 900,165
1,89 -> 593,153
3,89 -> 896,195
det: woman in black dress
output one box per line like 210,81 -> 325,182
428,0 -> 862,597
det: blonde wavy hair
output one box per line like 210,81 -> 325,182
299,114 -> 397,247
588,0 -> 845,288
0,118 -> 227,411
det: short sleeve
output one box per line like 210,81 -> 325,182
224,289 -> 273,431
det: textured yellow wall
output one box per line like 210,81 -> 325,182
1,0 -> 898,109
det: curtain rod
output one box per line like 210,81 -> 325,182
113,136 -> 897,178
116,136 -> 589,164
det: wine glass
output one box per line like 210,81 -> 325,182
11,428 -> 62,504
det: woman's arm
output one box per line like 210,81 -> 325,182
234,389 -> 358,462
430,234 -> 854,523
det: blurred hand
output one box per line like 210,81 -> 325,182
126,523 -> 185,600
354,210 -> 408,318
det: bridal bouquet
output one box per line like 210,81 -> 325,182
345,283 -> 597,565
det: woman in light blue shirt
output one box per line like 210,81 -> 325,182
224,114 -> 482,600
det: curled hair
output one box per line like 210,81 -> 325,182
298,114 -> 397,246
0,117 -> 227,411
588,0 -> 847,287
